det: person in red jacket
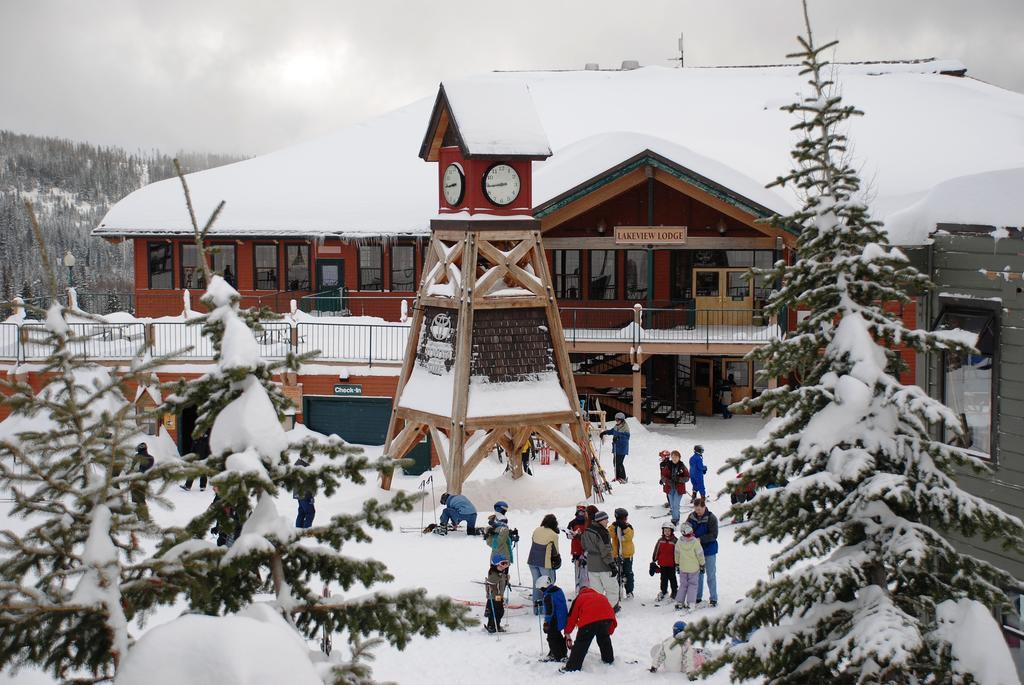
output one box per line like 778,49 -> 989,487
566,502 -> 590,591
561,587 -> 617,672
651,523 -> 679,602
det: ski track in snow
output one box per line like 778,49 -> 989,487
0,416 -> 771,685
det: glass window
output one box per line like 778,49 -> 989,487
670,251 -> 691,301
725,250 -> 754,267
209,245 -> 236,287
553,250 -> 581,300
624,250 -> 648,300
725,361 -> 749,386
254,244 -> 278,290
936,308 -> 995,459
181,244 -> 205,289
589,250 -> 616,300
391,245 -> 416,291
148,243 -> 173,289
695,271 -> 719,297
359,245 -> 383,291
135,403 -> 158,436
285,244 -> 310,290
726,271 -> 750,300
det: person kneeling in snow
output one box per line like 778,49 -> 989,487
539,576 -> 568,662
484,553 -> 510,633
436,492 -> 478,535
648,620 -> 705,678
561,587 -> 616,672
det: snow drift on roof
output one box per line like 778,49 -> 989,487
441,80 -> 551,158
884,167 -> 1024,244
96,62 -> 1024,245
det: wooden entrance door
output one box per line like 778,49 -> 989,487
315,259 -> 345,313
693,357 -> 714,416
692,268 -> 753,326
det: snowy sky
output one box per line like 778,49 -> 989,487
2,0 -> 1022,156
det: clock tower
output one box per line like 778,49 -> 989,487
380,79 -> 610,499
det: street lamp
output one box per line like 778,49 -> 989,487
63,251 -> 77,287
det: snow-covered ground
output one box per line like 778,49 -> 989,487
0,416 -> 774,684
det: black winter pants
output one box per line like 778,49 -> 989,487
621,558 -> 634,595
613,454 -> 626,480
484,598 -> 505,630
659,565 -> 678,596
564,619 -> 614,671
545,620 -> 567,659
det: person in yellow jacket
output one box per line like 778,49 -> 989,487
674,522 -> 705,610
527,514 -> 561,614
609,508 -> 635,602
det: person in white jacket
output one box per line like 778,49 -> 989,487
649,620 -> 705,678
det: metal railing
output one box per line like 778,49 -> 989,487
18,323 -> 148,360
297,290 -> 412,318
560,306 -> 780,346
296,322 -> 409,364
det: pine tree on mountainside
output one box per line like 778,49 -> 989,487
0,302 -> 184,682
688,4 -> 1024,683
154,184 -> 470,682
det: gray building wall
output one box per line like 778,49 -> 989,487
915,228 -> 1024,585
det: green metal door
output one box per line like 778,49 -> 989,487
315,259 -> 345,313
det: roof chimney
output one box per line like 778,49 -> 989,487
584,62 -> 600,71
621,60 -> 640,71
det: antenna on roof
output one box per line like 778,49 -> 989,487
669,32 -> 684,68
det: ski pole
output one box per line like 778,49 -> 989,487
419,477 -> 426,534
427,474 -> 437,526
514,539 -> 522,586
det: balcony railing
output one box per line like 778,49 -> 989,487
0,298 -> 778,366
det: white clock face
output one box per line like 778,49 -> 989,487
482,163 -> 521,206
442,163 -> 465,206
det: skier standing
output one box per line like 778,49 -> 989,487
658,450 -> 671,507
484,553 -> 510,633
567,503 -> 590,591
650,523 -> 678,602
686,497 -> 719,607
673,522 -> 705,610
561,587 -> 616,672
599,412 -> 631,483
661,449 -> 690,525
609,508 -> 635,602
539,576 -> 568,662
688,445 -> 707,503
527,513 -> 561,614
581,511 -> 617,599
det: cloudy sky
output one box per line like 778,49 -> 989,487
2,0 -> 1022,156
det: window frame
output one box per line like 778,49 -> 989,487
147,242 -> 174,290
390,243 -> 417,292
284,243 -> 311,291
358,244 -> 384,291
552,249 -> 582,300
933,297 -> 999,462
252,243 -> 280,291
180,243 -> 205,290
588,249 -> 617,301
624,249 -> 648,301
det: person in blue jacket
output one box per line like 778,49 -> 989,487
539,576 -> 569,662
689,445 -> 707,502
437,493 -> 478,535
600,412 -> 631,483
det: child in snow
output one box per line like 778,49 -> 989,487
567,502 -> 590,591
483,512 -> 516,564
730,472 -> 757,523
539,576 -> 568,661
650,523 -> 678,602
648,620 -> 706,678
484,553 -> 510,633
674,522 -> 705,610
658,450 -> 671,507
609,508 -> 635,601
562,587 -> 617,672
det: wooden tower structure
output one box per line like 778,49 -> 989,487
380,81 -> 603,496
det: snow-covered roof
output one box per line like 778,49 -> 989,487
883,167 -> 1024,244
427,81 -> 552,159
95,60 -> 1024,246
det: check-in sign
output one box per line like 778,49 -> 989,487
614,226 -> 687,245
333,384 -> 363,396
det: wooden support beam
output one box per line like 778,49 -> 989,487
429,425 -> 451,485
465,410 -> 577,429
462,428 -> 503,483
539,168 -> 647,233
446,232 -> 478,495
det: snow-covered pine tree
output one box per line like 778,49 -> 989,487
154,171 -> 470,683
689,5 -> 1024,682
0,301 -> 182,682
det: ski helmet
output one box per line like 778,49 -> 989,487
494,500 -> 509,514
693,444 -> 704,454
658,450 -> 670,458
576,501 -> 588,510
679,522 -> 693,536
614,508 -> 628,520
537,576 -> 553,590
673,621 -> 687,636
614,412 -> 626,421
661,523 -> 674,532
491,553 -> 508,566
